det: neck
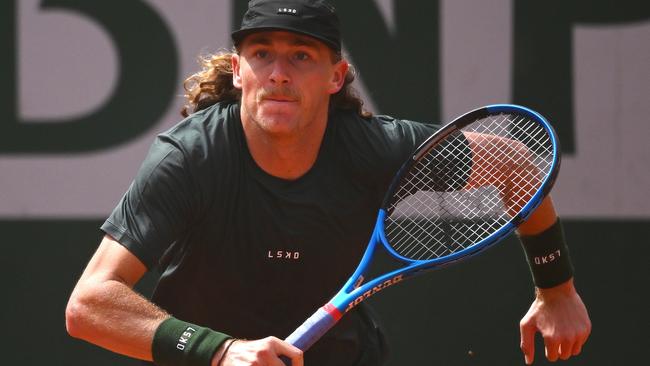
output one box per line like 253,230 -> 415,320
241,110 -> 329,180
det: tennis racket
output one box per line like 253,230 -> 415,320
284,104 -> 561,355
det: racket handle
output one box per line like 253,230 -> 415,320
281,306 -> 339,364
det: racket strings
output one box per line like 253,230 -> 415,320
384,113 -> 554,261
385,135 -> 477,258
469,116 -> 550,214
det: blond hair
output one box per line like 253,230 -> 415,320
181,49 -> 371,118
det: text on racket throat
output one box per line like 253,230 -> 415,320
345,274 -> 404,313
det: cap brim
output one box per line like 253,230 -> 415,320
232,26 -> 340,51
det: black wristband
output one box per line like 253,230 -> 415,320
152,317 -> 232,366
519,219 -> 574,289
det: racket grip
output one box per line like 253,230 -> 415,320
282,306 -> 339,364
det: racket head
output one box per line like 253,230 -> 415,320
379,104 -> 560,264
285,105 -> 561,352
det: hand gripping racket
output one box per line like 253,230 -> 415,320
284,104 -> 561,356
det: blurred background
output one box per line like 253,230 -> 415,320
1,0 -> 648,365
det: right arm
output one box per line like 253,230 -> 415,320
65,237 -> 304,366
65,235 -> 167,361
67,133 -> 303,365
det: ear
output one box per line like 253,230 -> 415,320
327,60 -> 349,95
232,53 -> 243,89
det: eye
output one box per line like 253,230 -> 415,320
294,51 -> 311,61
254,50 -> 268,59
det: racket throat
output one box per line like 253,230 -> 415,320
353,275 -> 365,289
341,273 -> 405,314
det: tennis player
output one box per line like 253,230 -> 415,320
65,1 -> 591,365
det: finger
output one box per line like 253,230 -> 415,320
288,353 -> 304,366
544,338 -> 560,362
519,321 -> 536,365
276,354 -> 302,366
571,341 -> 583,356
559,340 -> 574,360
272,356 -> 290,366
571,329 -> 590,356
270,338 -> 303,366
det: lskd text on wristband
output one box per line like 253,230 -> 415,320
519,219 -> 575,289
152,317 -> 231,366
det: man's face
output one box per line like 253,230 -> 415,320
232,31 -> 348,138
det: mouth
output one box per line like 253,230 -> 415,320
263,95 -> 297,103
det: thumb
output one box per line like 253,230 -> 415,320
520,319 -> 537,365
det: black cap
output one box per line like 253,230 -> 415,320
232,0 -> 341,51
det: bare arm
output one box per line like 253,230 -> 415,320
65,235 -> 167,361
65,235 -> 304,365
462,132 -> 591,363
463,131 -> 556,232
520,279 -> 591,364
517,198 -> 591,364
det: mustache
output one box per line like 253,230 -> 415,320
257,87 -> 300,101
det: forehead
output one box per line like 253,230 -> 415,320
239,30 -> 329,50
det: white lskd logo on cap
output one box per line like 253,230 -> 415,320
277,8 -> 298,15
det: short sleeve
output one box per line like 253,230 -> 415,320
371,116 -> 440,161
371,116 -> 440,181
426,130 -> 472,192
101,136 -> 198,270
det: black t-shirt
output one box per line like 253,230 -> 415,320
101,102 -> 437,365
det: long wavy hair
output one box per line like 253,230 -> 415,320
181,48 -> 371,118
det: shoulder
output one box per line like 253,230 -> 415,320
163,102 -> 238,145
135,102 -> 242,191
327,110 -> 439,187
331,109 -> 439,157
369,114 -> 440,143
156,102 -> 241,163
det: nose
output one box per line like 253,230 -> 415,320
269,57 -> 290,85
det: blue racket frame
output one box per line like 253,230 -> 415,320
331,104 -> 560,310
283,104 -> 561,355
